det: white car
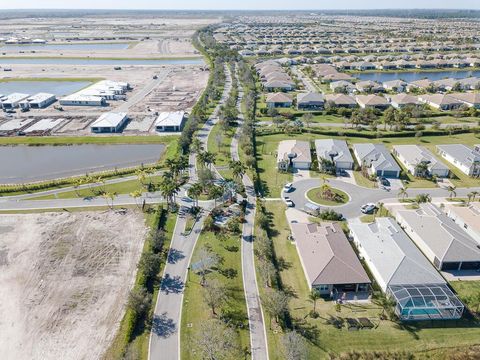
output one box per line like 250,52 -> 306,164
283,183 -> 293,192
361,203 -> 377,214
284,196 -> 295,207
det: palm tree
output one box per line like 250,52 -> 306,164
130,189 -> 143,208
398,187 -> 409,201
230,160 -> 246,181
73,177 -> 85,198
471,191 -> 479,203
374,293 -> 397,321
383,107 -> 396,131
102,192 -> 116,210
309,289 -> 321,314
414,161 -> 430,178
159,176 -> 180,210
375,202 -> 385,220
189,182 -> 203,208
210,185 -> 224,207
191,138 -> 203,153
467,192 -> 475,205
415,193 -> 432,204
447,186 -> 457,200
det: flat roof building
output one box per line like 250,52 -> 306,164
90,112 -> 128,133
290,222 -> 370,297
349,218 -> 463,321
20,92 -> 56,109
1,93 -> 29,109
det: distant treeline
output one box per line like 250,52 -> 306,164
1,9 -> 479,20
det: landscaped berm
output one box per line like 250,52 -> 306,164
306,185 -> 349,206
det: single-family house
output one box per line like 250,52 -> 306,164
396,203 -> 480,272
355,94 -> 390,110
277,140 -> 311,170
315,139 -> 354,171
1,93 -> 30,109
90,112 -> 128,133
265,93 -> 293,108
353,143 -> 401,178
383,80 -> 407,92
445,202 -> 480,244
348,217 -> 464,321
355,80 -> 384,93
155,111 -> 186,132
297,92 -> 325,110
392,145 -> 449,178
436,144 -> 480,177
418,94 -> 463,111
290,222 -> 371,297
330,80 -> 355,93
325,94 -> 357,108
389,94 -> 420,109
450,92 -> 480,109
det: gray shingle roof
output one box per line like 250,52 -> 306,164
353,143 -> 401,173
315,139 -> 354,164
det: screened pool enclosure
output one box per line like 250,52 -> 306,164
387,284 -> 464,321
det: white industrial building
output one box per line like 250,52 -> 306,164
155,111 -> 186,132
19,93 -> 57,109
90,112 -> 128,133
1,93 -> 30,109
59,80 -> 130,107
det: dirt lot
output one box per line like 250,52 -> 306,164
0,210 -> 148,360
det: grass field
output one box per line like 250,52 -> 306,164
180,229 -> 250,359
27,176 -> 161,200
207,122 -> 235,179
0,135 -> 177,146
260,201 -> 480,359
256,132 -> 480,196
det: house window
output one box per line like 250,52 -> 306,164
318,285 -> 329,291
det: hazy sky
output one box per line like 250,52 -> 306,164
0,0 -> 479,10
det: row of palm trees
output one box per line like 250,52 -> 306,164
398,186 -> 479,205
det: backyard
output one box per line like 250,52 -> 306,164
260,201 -> 480,359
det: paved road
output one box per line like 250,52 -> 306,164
231,75 -> 269,360
291,65 -> 318,92
148,65 -> 231,360
286,177 -> 480,219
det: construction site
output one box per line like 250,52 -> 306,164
0,210 -> 148,360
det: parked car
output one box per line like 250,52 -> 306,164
283,183 -> 293,192
283,196 -> 295,207
361,203 -> 377,214
379,177 -> 390,187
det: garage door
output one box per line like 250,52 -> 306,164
382,170 -> 399,178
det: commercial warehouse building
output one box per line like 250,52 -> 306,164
349,218 -> 464,321
90,112 -> 128,133
290,222 -> 370,299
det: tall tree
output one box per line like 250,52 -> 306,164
281,331 -> 308,360
194,319 -> 242,360
202,278 -> 227,316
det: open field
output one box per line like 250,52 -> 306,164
256,132 -> 480,196
0,209 -> 148,360
261,201 -> 480,359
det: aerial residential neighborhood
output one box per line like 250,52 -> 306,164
1,2 -> 480,360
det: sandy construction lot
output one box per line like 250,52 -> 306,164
0,210 -> 148,360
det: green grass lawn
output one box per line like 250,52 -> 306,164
207,122 -> 234,179
306,187 -> 349,206
180,229 -> 250,359
260,201 -> 480,359
352,171 -> 377,188
0,135 -> 177,146
256,132 -> 480,194
26,176 -> 161,200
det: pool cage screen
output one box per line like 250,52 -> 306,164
387,284 -> 464,321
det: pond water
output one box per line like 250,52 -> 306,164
0,81 -> 91,96
0,57 -> 205,66
0,43 -> 130,51
0,144 -> 165,184
356,70 -> 480,83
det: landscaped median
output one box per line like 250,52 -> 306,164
306,185 -> 349,206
